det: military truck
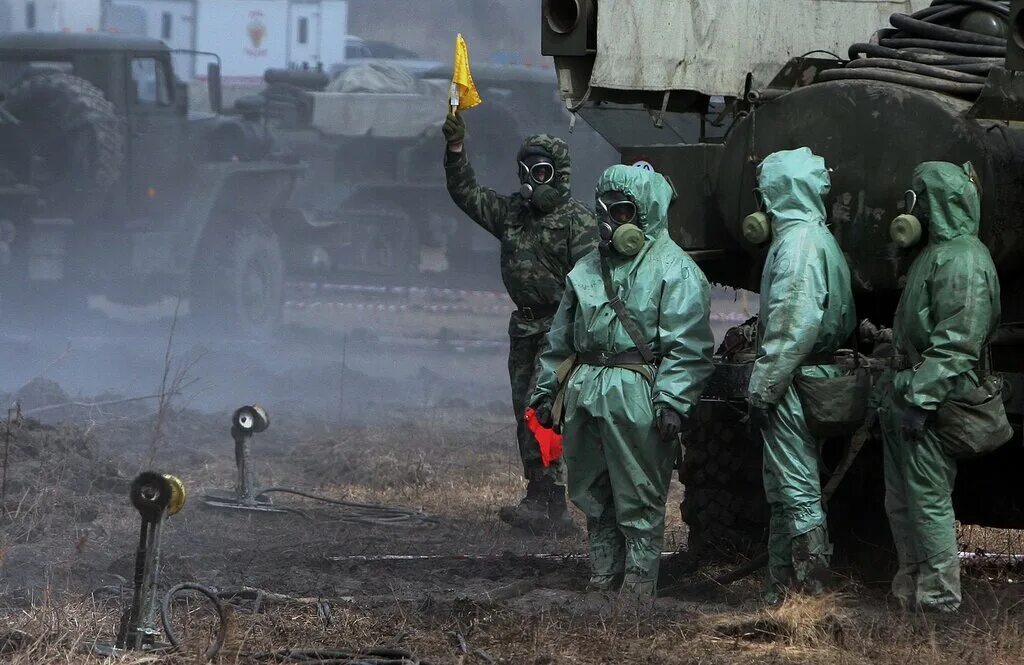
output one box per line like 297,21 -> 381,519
541,0 -> 1024,569
0,33 -> 301,336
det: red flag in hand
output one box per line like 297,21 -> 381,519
525,407 -> 563,467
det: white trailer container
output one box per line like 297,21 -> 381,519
0,0 -> 103,32
104,0 -> 348,79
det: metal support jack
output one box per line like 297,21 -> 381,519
202,405 -> 288,513
95,471 -> 186,657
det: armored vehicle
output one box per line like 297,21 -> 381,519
0,33 -> 301,336
542,0 -> 1024,568
255,60 -> 612,285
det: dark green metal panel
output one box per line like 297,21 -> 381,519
619,144 -> 751,287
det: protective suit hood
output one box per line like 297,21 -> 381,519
595,164 -> 674,241
912,161 -> 980,243
757,147 -> 830,233
518,134 -> 572,199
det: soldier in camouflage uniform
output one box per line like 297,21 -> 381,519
443,112 -> 598,534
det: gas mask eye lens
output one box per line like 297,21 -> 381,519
520,158 -> 555,186
608,201 -> 636,224
530,162 -> 554,185
598,194 -> 636,225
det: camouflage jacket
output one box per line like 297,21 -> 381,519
445,134 -> 598,338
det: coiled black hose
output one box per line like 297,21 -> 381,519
818,0 -> 1010,98
889,13 -> 1006,45
160,582 -> 229,663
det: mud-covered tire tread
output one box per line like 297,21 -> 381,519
190,221 -> 285,339
679,402 -> 769,561
4,71 -> 123,211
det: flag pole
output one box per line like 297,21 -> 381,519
449,34 -> 461,113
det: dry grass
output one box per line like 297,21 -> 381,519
5,415 -> 1024,664
7,587 -> 1024,665
959,523 -> 1024,557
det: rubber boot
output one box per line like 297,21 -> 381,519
792,525 -> 831,596
620,573 -> 657,597
500,476 -> 578,535
546,482 -> 579,536
498,478 -> 549,531
586,573 -> 622,592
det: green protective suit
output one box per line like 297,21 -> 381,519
531,164 -> 715,594
445,135 -> 598,483
748,148 -> 856,601
881,161 -> 1001,612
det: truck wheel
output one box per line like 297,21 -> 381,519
191,224 -> 284,339
680,403 -> 895,580
4,71 -> 123,216
679,402 -> 770,561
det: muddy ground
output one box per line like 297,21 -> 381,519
1,296 -> 1023,664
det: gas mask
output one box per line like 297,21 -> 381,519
597,191 -> 645,256
890,189 -> 923,248
890,162 -> 981,248
519,155 -> 560,213
742,187 -> 771,245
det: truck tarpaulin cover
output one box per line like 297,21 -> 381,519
589,0 -> 930,97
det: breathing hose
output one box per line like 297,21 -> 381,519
817,0 -> 1010,98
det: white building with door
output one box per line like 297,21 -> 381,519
0,0 -> 104,32
105,0 -> 348,79
0,0 -> 348,80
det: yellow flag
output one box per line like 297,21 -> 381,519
450,33 -> 482,112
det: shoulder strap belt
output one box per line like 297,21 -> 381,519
599,250 -> 657,366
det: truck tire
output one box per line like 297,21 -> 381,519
680,404 -> 895,579
4,71 -> 123,216
190,223 -> 284,339
679,402 -> 769,561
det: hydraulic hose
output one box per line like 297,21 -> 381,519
823,0 -> 1010,99
845,57 -> 987,83
850,42 -> 1001,65
931,0 -> 1009,16
889,13 -> 1006,45
817,66 -> 985,95
878,38 -> 1005,56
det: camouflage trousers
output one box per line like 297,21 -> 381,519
509,333 -> 566,484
